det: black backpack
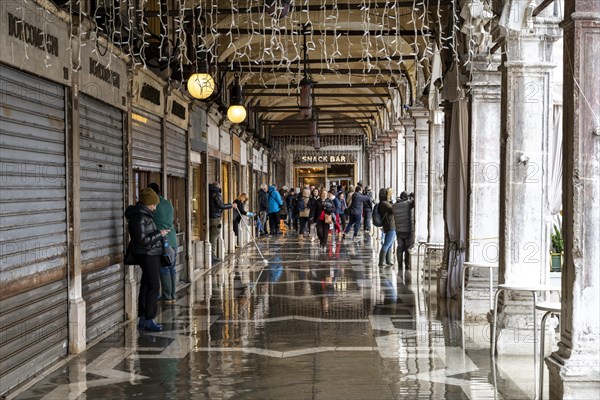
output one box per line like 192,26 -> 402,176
372,203 -> 383,227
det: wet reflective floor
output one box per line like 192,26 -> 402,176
15,234 -> 537,399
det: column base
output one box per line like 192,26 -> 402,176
125,264 -> 138,321
68,297 -> 86,354
546,350 -> 600,400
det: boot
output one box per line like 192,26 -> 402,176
378,250 -> 386,267
385,249 -> 394,266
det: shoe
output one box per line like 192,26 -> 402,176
354,236 -> 361,242
167,299 -> 176,304
145,319 -> 163,331
342,233 -> 346,240
137,317 -> 146,329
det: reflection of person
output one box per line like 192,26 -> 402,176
209,182 -> 236,264
392,191 -> 415,270
378,188 -> 396,267
148,183 -> 178,304
233,193 -> 254,247
125,188 -> 170,331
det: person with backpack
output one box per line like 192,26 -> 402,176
376,187 -> 396,267
342,185 -> 372,241
286,188 -> 297,232
297,185 -> 311,237
393,191 -> 415,270
363,186 -> 375,236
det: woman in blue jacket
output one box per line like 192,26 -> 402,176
267,185 -> 283,235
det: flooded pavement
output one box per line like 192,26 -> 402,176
14,234 -> 535,399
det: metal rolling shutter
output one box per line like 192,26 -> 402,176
0,65 -> 68,394
166,122 -> 187,177
132,108 -> 162,171
79,95 -> 125,342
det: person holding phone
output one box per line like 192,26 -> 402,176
148,183 -> 178,304
125,188 -> 171,331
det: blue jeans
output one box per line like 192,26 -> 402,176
381,230 -> 396,253
344,214 -> 362,237
159,245 -> 177,300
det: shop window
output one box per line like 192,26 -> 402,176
192,164 -> 206,241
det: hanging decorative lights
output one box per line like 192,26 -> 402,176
227,74 -> 247,124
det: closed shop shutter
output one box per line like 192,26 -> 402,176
79,95 -> 125,342
132,108 -> 162,171
0,65 -> 68,394
166,122 -> 187,177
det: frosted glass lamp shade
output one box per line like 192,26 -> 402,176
187,73 -> 215,99
227,105 -> 247,124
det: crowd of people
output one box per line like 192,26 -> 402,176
228,182 -> 415,268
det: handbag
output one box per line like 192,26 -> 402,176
161,241 -> 176,267
124,242 -> 137,265
324,213 -> 333,224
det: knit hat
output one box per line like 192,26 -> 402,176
140,188 -> 160,206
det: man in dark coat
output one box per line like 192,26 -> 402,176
392,191 -> 415,270
342,185 -> 372,241
209,182 -> 236,264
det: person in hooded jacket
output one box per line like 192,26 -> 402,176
209,182 -> 236,263
267,185 -> 283,235
392,191 -> 415,270
297,185 -> 312,237
125,188 -> 171,331
378,187 -> 396,267
314,188 -> 335,251
362,186 -> 375,236
342,185 -> 372,241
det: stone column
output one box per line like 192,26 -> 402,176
496,17 -> 561,352
463,56 -> 502,321
547,1 -> 600,398
395,124 -> 406,194
412,107 -> 430,244
428,110 -> 445,244
403,117 -> 415,195
390,137 -> 398,195
383,138 -> 392,188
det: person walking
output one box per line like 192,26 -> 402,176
233,193 -> 254,247
392,191 -> 415,270
267,184 -> 283,235
342,185 -> 372,241
209,182 -> 236,264
257,184 -> 269,236
298,185 -> 311,237
314,188 -> 335,251
339,192 -> 348,231
377,188 -> 396,267
328,189 -> 342,235
363,186 -> 375,236
147,183 -> 177,304
125,188 -> 171,331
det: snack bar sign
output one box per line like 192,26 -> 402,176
296,154 -> 353,164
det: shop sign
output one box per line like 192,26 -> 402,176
132,68 -> 164,116
240,141 -> 247,166
1,1 -> 70,84
262,153 -> 268,173
295,154 -> 354,164
80,39 -> 127,110
166,90 -> 189,129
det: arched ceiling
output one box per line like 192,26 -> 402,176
190,1 -> 451,140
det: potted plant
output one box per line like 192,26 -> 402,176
550,226 -> 563,272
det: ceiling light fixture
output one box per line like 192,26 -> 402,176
187,72 -> 215,100
227,74 -> 247,124
299,25 -> 314,119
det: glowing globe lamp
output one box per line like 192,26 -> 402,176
227,105 -> 247,124
187,73 -> 215,99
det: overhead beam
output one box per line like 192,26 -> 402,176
244,83 -> 398,89
146,2 -> 450,17
254,103 -> 385,110
532,0 -> 555,16
218,55 -> 416,68
212,28 -> 430,37
229,67 -> 404,75
246,93 -> 390,98
262,118 -> 373,123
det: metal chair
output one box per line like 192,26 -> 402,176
535,301 -> 561,400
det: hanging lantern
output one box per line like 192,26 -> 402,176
299,76 -> 313,119
227,75 -> 247,124
187,73 -> 215,100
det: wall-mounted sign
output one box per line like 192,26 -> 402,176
1,2 -> 70,84
295,154 -> 355,164
80,39 -> 127,110
166,90 -> 189,129
132,68 -> 164,116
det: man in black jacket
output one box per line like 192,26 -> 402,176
209,182 -> 236,264
392,191 -> 415,270
257,184 -> 269,236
